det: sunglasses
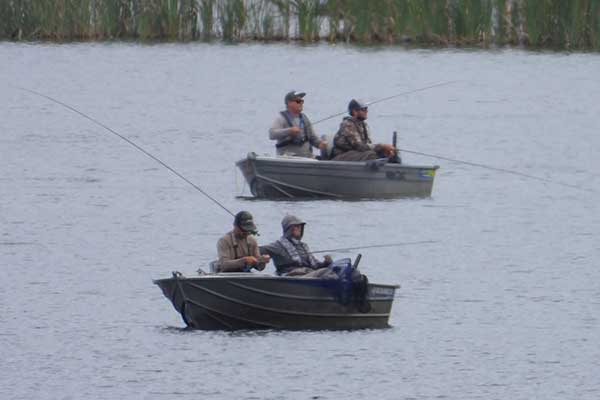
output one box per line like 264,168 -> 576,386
293,99 -> 304,104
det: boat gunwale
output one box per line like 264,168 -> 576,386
153,273 -> 400,290
236,154 -> 439,170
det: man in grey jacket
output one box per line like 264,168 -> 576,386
261,214 -> 335,277
269,90 -> 327,158
261,214 -> 371,311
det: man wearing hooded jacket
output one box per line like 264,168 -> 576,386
262,214 -> 371,312
261,214 -> 336,277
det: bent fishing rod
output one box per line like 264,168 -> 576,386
398,148 -> 595,193
18,87 -> 235,217
312,80 -> 459,125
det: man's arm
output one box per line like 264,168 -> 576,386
303,116 -> 322,148
249,237 -> 269,271
261,242 -> 294,269
269,114 -> 295,140
217,237 -> 246,272
301,242 -> 322,269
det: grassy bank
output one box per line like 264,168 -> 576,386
1,0 -> 600,50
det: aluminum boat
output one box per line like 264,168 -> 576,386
154,271 -> 399,330
236,152 -> 439,199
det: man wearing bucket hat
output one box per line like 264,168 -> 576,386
261,214 -> 337,277
269,90 -> 327,158
331,99 -> 396,161
215,211 -> 270,273
261,214 -> 371,311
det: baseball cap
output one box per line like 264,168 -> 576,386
234,211 -> 258,234
284,90 -> 306,104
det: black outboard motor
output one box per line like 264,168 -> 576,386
330,255 -> 371,312
350,254 -> 371,313
391,131 -> 402,164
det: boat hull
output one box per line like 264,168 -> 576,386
236,153 -> 438,199
154,274 -> 399,330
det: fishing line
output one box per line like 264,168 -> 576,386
18,87 -> 235,216
399,148 -> 595,192
312,80 -> 459,125
305,240 -> 439,255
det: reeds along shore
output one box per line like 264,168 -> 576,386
2,0 -> 600,50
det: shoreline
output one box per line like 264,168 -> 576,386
2,0 -> 599,51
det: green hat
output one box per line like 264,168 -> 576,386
234,211 -> 258,234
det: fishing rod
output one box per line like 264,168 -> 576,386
18,87 -> 235,217
306,240 -> 439,255
312,80 -> 459,125
257,240 -> 438,275
398,148 -> 595,193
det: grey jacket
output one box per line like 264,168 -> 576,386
261,238 -> 324,276
269,111 -> 321,157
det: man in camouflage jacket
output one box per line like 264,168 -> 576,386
331,99 -> 395,161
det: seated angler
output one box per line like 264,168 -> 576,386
331,99 -> 396,162
215,211 -> 270,273
261,214 -> 371,311
269,90 -> 328,158
261,214 -> 336,278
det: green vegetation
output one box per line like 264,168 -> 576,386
1,0 -> 600,50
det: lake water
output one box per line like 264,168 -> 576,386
1,42 -> 599,400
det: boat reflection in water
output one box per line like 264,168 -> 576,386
154,259 -> 399,330
236,152 -> 439,199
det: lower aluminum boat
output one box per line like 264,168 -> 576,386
236,152 -> 439,199
154,272 -> 399,330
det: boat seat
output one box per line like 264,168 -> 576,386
208,260 -> 218,273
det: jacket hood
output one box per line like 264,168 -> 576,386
281,214 -> 306,237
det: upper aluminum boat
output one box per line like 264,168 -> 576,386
236,152 -> 439,199
154,262 -> 399,331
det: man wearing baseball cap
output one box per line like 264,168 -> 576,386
269,90 -> 327,158
331,98 -> 396,161
215,211 -> 270,273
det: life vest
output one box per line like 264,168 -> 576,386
276,111 -> 309,148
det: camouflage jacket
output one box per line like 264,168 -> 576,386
331,116 -> 373,158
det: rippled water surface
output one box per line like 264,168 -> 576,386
1,43 -> 599,400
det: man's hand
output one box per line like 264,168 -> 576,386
243,256 -> 258,266
259,254 -> 271,264
379,143 -> 396,158
289,126 -> 302,136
